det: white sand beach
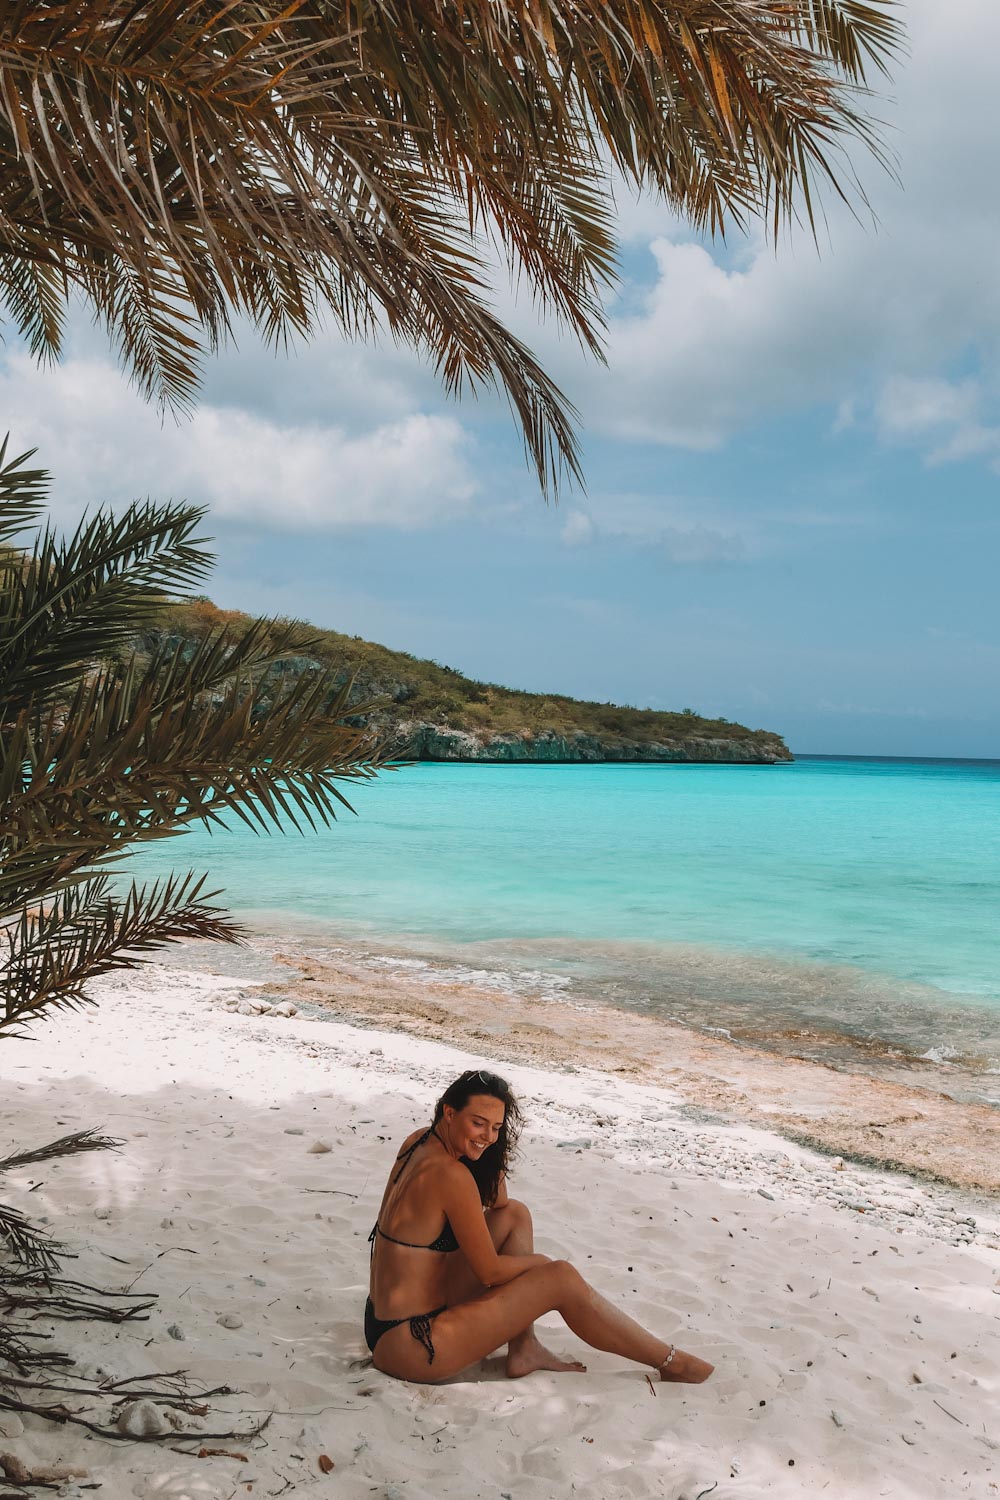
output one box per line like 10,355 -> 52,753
1,961 -> 998,1500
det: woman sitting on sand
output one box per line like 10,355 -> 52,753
366,1068 -> 714,1385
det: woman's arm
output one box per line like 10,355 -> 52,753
441,1164 -> 547,1286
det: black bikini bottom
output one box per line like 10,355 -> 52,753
364,1296 -> 446,1365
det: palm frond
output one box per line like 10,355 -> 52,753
0,656 -> 383,917
0,480 -> 387,1040
0,1201 -> 61,1271
0,1132 -> 117,1273
0,500 -> 213,714
0,1 -> 903,494
0,438 -> 49,545
89,256 -> 208,416
790,1 -> 902,82
0,874 -> 242,1038
0,253 -> 66,361
0,1129 -> 121,1176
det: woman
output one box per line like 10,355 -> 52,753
365,1068 -> 714,1385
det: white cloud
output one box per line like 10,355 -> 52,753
877,376 -> 979,438
508,0 -> 1000,468
0,355 -> 476,530
557,492 -> 750,563
659,523 -> 747,564
875,375 -> 1000,467
560,509 -> 595,546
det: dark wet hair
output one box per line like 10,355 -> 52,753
433,1068 -> 522,1208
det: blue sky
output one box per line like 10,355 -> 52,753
3,0 -> 999,757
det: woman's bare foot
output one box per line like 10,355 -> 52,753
659,1346 -> 714,1384
505,1334 -> 588,1378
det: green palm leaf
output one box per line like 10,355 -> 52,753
0,648 -> 382,917
0,438 -> 48,544
1,873 -> 242,1039
0,499 -> 213,714
0,453 -> 385,1024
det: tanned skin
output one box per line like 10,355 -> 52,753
368,1093 -> 715,1384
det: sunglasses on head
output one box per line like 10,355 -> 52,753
469,1068 -> 502,1089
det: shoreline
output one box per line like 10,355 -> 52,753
1,960 -> 996,1499
267,941 -> 1000,1196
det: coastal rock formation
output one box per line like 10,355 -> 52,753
388,723 -> 791,764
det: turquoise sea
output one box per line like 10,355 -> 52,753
126,756 -> 1000,1101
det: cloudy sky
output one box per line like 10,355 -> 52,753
5,0 -> 999,757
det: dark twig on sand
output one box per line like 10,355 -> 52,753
1,1289 -> 155,1322
0,1482 -> 101,1495
0,1390 -> 272,1444
1,1273 -> 146,1300
102,1372 -> 237,1401
0,1252 -> 249,1441
102,1370 -> 191,1389
1,1375 -> 235,1407
0,1328 -> 70,1375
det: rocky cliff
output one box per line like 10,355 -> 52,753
386,722 -> 791,764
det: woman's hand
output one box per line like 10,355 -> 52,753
487,1252 -> 552,1285
442,1167 -> 554,1286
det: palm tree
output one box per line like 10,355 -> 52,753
0,2 -> 902,493
0,436 -> 382,1270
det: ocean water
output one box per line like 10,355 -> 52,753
123,756 -> 1000,1094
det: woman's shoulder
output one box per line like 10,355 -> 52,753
394,1125 -> 430,1157
389,1127 -> 469,1186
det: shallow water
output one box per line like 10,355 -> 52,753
123,756 -> 1000,1095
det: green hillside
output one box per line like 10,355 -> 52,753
146,598 -> 792,764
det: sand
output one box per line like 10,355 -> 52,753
1,960 -> 998,1500
273,943 -> 1000,1192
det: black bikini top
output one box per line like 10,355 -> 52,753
368,1127 -> 460,1256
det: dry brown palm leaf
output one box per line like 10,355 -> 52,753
0,2 -> 902,491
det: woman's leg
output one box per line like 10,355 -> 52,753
445,1199 -> 585,1376
374,1258 -> 714,1386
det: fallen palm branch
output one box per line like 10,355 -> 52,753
0,1131 -> 123,1273
1,1179 -> 266,1444
0,1263 -> 268,1443
0,1207 -> 59,1277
